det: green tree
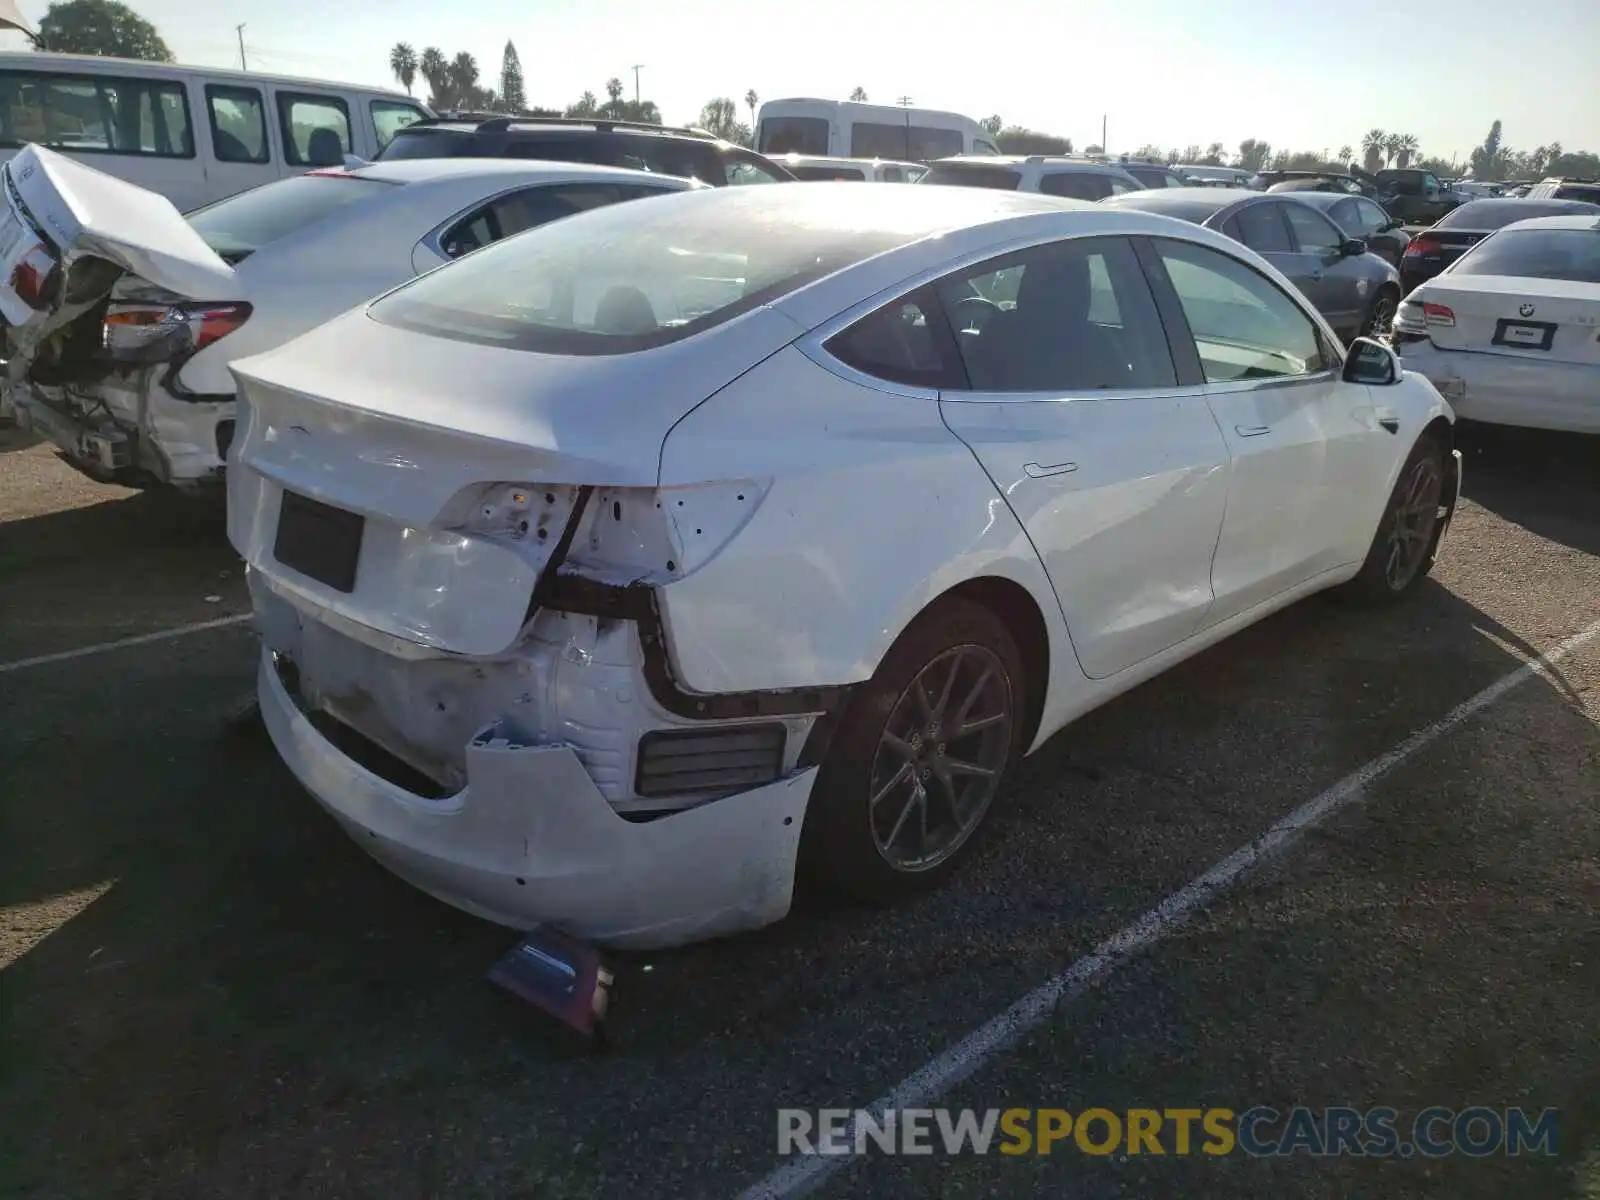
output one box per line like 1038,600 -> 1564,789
1083,143 -> 1103,156
980,115 -> 1003,136
566,90 -> 599,118
848,86 -> 868,102
500,41 -> 526,113
450,52 -> 481,108
36,0 -> 172,60
744,88 -> 759,127
1392,133 -> 1419,168
1179,144 -> 1201,164
997,126 -> 1070,155
420,47 -> 450,108
1202,142 -> 1226,165
389,43 -> 417,96
1361,128 -> 1386,172
1468,119 -> 1503,180
1236,138 -> 1271,172
697,97 -> 744,142
1336,143 -> 1353,166
604,76 -> 624,116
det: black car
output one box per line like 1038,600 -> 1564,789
1259,170 -> 1371,196
1285,190 -> 1411,267
377,115 -> 795,187
1398,197 -> 1600,292
1114,160 -> 1190,189
1364,167 -> 1460,226
1100,188 -> 1403,341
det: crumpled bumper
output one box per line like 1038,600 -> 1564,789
1398,342 -> 1600,434
256,647 -> 815,950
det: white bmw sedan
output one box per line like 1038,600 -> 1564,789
1394,212 -> 1600,434
226,183 -> 1461,949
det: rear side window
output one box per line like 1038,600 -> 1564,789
920,163 -> 1021,190
0,69 -> 192,157
1554,185 -> 1600,204
186,174 -> 392,260
440,182 -> 671,258
1228,203 -> 1292,253
505,136 -> 610,166
371,100 -> 426,152
207,85 -> 267,164
757,116 -> 828,156
277,92 -> 351,167
825,288 -> 956,388
1038,172 -> 1113,201
1283,203 -> 1343,255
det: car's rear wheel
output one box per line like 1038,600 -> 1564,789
1345,431 -> 1446,603
801,597 -> 1025,902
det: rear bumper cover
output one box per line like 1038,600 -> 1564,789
256,647 -> 815,949
1397,342 -> 1600,434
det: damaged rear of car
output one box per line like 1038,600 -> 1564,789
0,144 -> 241,483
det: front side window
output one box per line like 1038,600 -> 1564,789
757,116 -> 828,156
1230,203 -> 1292,253
276,92 -> 351,167
1450,229 -> 1600,284
1354,198 -> 1391,234
207,84 -> 267,164
724,151 -> 787,186
825,288 -> 954,388
1283,203 -> 1343,256
371,188 -> 918,354
1038,172 -> 1113,201
1328,198 -> 1359,233
934,236 -> 1175,393
371,100 -> 426,152
973,139 -> 999,156
0,70 -> 192,157
1152,239 -> 1328,383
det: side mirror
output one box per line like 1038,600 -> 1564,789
1343,336 -> 1399,386
1341,237 -> 1367,257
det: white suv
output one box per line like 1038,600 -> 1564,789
918,155 -> 1144,200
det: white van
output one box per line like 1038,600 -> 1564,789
754,98 -> 998,163
0,52 -> 432,211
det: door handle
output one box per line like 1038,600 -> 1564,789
1023,461 -> 1078,478
1234,424 -> 1271,437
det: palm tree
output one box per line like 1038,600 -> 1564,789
744,88 -> 758,128
1204,141 -> 1225,165
389,43 -> 417,96
419,47 -> 449,108
1336,143 -> 1353,166
450,52 -> 480,109
1382,132 -> 1406,168
604,76 -> 624,117
848,86 -> 868,102
1361,128 -> 1386,172
1393,133 -> 1419,169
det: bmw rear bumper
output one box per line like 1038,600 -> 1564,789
1397,342 -> 1600,435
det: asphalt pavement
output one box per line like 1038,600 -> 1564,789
2,421 -> 1597,1199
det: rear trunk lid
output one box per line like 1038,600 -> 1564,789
0,145 -> 236,367
1419,274 -> 1600,364
227,303 -> 804,655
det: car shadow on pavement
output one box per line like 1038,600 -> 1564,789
3,556 -> 1596,1197
0,417 -> 44,454
1456,422 -> 1600,557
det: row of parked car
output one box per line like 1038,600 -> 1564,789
0,110 -> 1587,949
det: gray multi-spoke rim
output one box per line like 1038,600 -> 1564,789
867,645 -> 1013,872
1366,293 -> 1396,336
1383,455 -> 1442,590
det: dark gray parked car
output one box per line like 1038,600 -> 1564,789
1399,197 -> 1600,292
1286,190 -> 1411,268
1100,187 -> 1403,341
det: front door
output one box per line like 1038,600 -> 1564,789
1283,201 -> 1366,337
933,235 -> 1231,680
1147,236 -> 1368,622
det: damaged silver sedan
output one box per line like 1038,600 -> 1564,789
0,145 -> 695,489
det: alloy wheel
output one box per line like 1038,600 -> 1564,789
1383,454 -> 1443,590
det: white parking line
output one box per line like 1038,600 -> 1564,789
739,616 -> 1600,1200
0,614 -> 252,675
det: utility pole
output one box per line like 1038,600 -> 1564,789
897,95 -> 913,107
236,24 -> 247,71
1101,114 -> 1107,153
630,64 -> 644,105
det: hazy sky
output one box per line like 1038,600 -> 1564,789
6,0 -> 1599,159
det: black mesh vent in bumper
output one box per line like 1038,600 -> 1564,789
635,725 -> 787,800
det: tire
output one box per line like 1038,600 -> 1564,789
1360,285 -> 1400,338
1344,431 -> 1447,604
800,596 -> 1026,903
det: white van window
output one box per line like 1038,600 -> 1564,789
277,92 -> 351,167
850,123 -> 964,162
371,100 -> 425,152
0,70 -> 193,157
757,116 -> 828,156
206,84 -> 268,164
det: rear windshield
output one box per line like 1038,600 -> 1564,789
1452,229 -> 1600,283
919,163 -> 1021,190
376,129 -> 484,161
368,187 -> 918,354
791,165 -> 866,181
1099,193 -> 1219,223
186,174 -> 393,261
1437,200 -> 1598,230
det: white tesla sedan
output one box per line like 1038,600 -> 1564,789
225,183 -> 1461,949
1394,212 -> 1600,433
0,145 -> 697,489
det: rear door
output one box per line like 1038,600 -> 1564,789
932,234 -> 1231,679
1221,200 -> 1313,294
1282,201 -> 1364,335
